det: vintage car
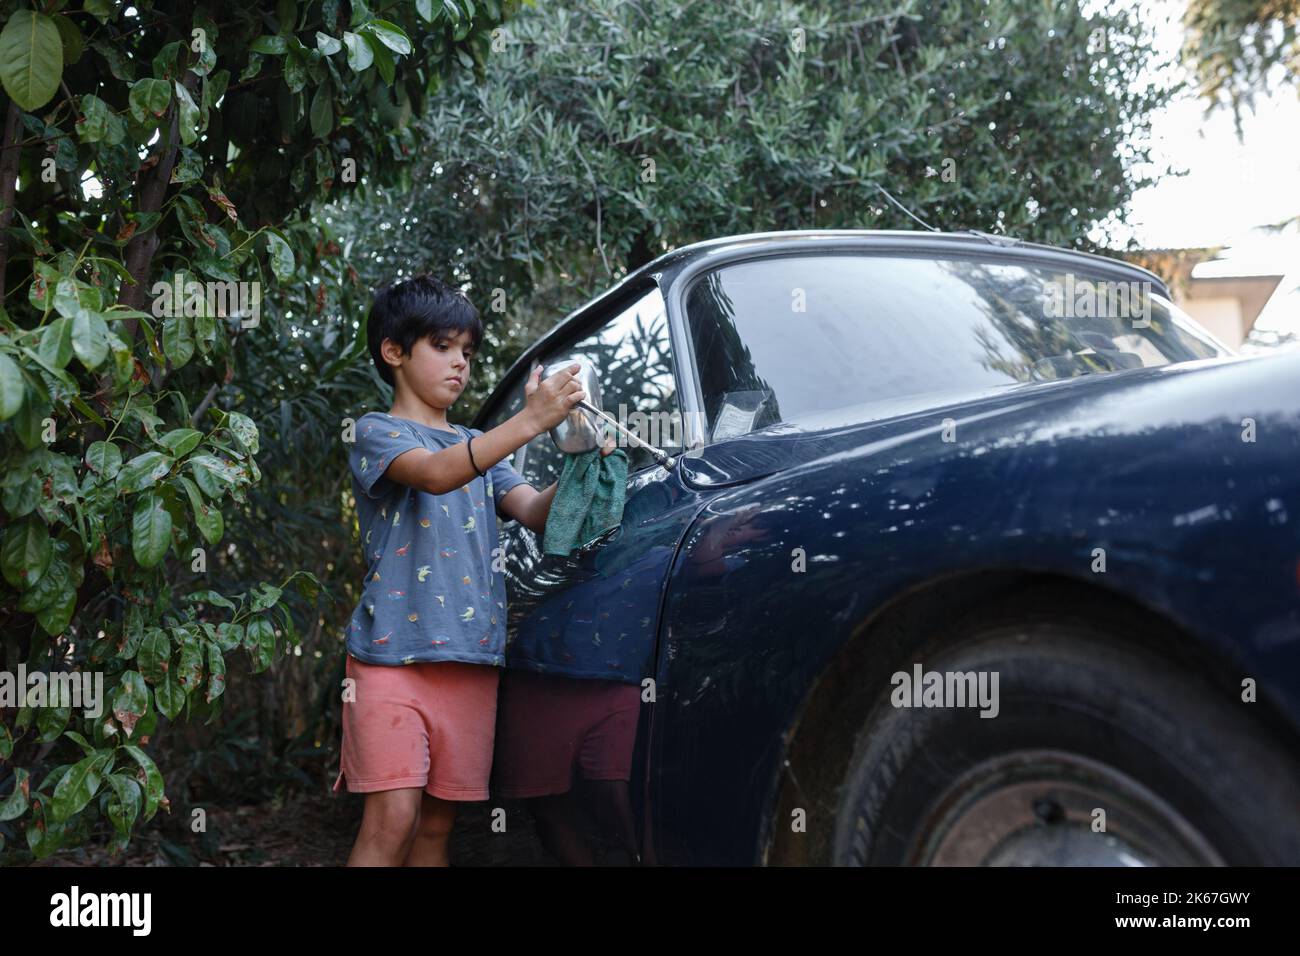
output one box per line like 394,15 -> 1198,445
473,229 -> 1300,866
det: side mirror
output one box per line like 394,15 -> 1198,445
540,354 -> 677,470
541,355 -> 604,453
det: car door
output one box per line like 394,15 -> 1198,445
477,281 -> 710,863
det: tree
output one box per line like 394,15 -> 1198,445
1183,0 -> 1300,135
0,0 -> 517,862
331,0 -> 1175,396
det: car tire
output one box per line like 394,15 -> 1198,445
832,608 -> 1300,866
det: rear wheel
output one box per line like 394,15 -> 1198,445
832,612 -> 1300,866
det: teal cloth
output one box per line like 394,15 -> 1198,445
542,446 -> 629,556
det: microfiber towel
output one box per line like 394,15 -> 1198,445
542,445 -> 629,556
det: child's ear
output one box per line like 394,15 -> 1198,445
379,337 -> 404,369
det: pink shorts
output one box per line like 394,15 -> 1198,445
491,669 -> 642,798
332,654 -> 501,801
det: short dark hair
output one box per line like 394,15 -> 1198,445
366,274 -> 484,387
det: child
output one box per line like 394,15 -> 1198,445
333,273 -> 610,866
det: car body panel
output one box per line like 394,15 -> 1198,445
473,230 -> 1300,866
651,347 -> 1300,863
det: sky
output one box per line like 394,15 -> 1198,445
1102,0 -> 1300,340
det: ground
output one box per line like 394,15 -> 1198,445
31,788 -> 612,866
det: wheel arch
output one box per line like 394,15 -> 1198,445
761,568 -> 1300,865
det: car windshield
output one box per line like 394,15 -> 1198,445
684,252 -> 1225,441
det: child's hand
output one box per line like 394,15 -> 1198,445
598,434 -> 617,457
523,362 -> 586,434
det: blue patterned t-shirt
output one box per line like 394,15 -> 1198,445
345,412 -> 528,666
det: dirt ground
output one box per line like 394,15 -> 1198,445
31,787 -> 613,867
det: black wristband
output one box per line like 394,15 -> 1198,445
466,435 -> 487,478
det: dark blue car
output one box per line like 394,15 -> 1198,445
473,230 -> 1300,866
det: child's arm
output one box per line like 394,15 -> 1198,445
499,435 -> 617,534
385,364 -> 583,495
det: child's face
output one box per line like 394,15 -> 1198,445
387,329 -> 476,409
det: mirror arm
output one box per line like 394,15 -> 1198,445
577,400 -> 677,470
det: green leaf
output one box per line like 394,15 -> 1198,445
284,45 -> 308,92
157,427 -> 203,458
62,730 -> 95,757
172,144 -> 205,183
1,517 -> 51,590
310,82 -> 333,138
78,93 -> 124,144
128,77 -> 171,124
239,52 -> 264,82
250,35 -> 288,55
0,768 -> 30,821
71,308 -> 110,370
0,11 -> 64,111
121,744 -> 164,820
53,14 -> 84,66
84,0 -> 116,22
53,278 -> 80,318
0,351 -> 25,419
161,312 -> 195,368
34,574 -> 77,635
343,31 -> 373,71
132,493 -> 172,568
35,703 -> 70,742
117,451 -> 173,493
179,476 -> 224,544
245,615 -> 276,673
223,410 -> 260,455
105,773 -> 142,836
250,582 -> 282,612
316,32 -> 343,55
194,306 -> 218,353
286,569 -> 323,602
206,641 -> 227,702
38,316 -> 74,369
174,80 -> 200,145
363,20 -> 412,55
11,387 -> 48,450
137,627 -> 170,684
20,554 -> 79,634
265,230 -> 295,282
154,671 -> 184,719
26,798 -> 65,858
28,260 -> 59,311
176,636 -> 204,695
85,440 -> 123,479
214,622 -> 243,652
184,585 -> 236,611
51,751 -> 108,823
112,671 -> 149,738
364,32 -> 395,85
186,453 -> 242,491
17,554 -> 70,612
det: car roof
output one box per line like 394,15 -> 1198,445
474,229 -> 1172,425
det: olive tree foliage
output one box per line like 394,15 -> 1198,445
0,0 -> 517,862
328,0 -> 1174,406
1183,0 -> 1300,133
1182,0 -> 1300,241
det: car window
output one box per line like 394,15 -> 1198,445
483,284 -> 679,488
684,253 -> 1224,441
